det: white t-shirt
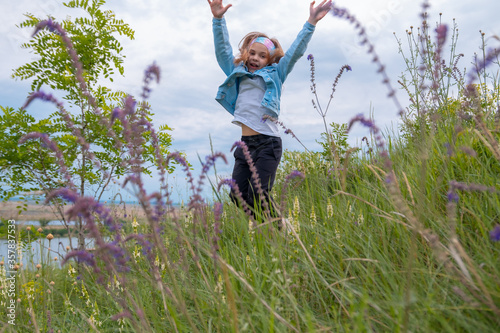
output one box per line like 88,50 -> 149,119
232,76 -> 280,137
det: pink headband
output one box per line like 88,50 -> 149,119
250,37 -> 276,56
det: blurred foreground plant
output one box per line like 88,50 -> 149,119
1,0 -> 174,249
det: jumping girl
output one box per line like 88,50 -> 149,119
208,0 -> 332,220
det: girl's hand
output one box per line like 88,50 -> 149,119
308,0 -> 333,26
208,0 -> 232,19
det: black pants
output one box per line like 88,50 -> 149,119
230,134 -> 282,218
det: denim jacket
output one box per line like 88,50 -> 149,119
212,17 -> 315,118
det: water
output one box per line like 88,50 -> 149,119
0,236 -> 95,267
13,220 -> 76,226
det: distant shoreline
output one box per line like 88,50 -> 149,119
0,200 -> 175,222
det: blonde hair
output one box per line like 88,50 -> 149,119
234,32 -> 285,66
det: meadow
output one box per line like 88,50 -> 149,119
1,1 -> 499,332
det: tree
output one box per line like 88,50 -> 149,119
1,0 -> 174,249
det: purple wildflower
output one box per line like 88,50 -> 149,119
111,107 -> 122,122
46,188 -> 79,203
286,170 -> 305,181
62,250 -> 96,267
213,202 -> 223,222
22,91 -> 64,111
230,142 -> 266,212
31,20 -> 94,107
199,153 -> 228,186
330,64 -> 352,101
330,7 -> 348,18
329,3 -> 404,115
435,24 -> 448,51
32,19 -> 63,37
459,146 -> 477,157
449,180 -> 497,193
141,62 -> 161,99
111,311 -> 133,321
348,114 -> 380,135
447,191 -> 459,203
261,115 -> 309,152
218,178 -> 253,218
467,47 -> 500,86
123,96 -> 137,116
490,225 -> 500,242
307,54 -> 314,60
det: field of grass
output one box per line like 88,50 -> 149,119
1,2 -> 499,332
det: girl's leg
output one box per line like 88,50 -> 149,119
250,136 -> 282,218
230,145 -> 252,207
230,135 -> 282,220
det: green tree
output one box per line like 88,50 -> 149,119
1,0 -> 174,249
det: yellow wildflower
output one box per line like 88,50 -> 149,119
310,207 -> 317,228
327,198 -> 333,218
293,196 -> 300,218
132,218 -> 139,232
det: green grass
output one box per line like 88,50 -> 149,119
2,111 -> 498,331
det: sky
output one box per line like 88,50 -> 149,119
1,0 -> 499,204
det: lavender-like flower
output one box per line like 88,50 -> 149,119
261,115 -> 309,152
447,190 -> 460,203
231,141 -> 270,215
348,114 -> 380,135
123,95 -> 137,116
447,180 -> 498,210
449,180 -> 497,193
111,311 -> 133,321
435,24 -> 448,53
32,19 -> 96,108
213,202 -> 223,222
18,132 -> 74,184
168,152 -> 195,193
467,47 -> 500,86
308,53 -> 317,96
45,188 -> 80,203
459,146 -> 477,157
196,152 -> 228,197
22,91 -> 66,114
430,24 -> 449,98
329,4 -> 404,115
217,178 -> 253,218
490,225 -> 500,242
348,114 -> 392,169
32,19 -> 62,37
328,64 -> 352,106
141,62 -> 161,100
62,250 -> 96,267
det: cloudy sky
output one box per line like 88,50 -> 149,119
1,0 -> 499,204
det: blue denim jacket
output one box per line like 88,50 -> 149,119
212,17 -> 315,118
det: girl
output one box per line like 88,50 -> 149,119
208,0 -> 332,220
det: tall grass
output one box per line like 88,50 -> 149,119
1,2 -> 499,332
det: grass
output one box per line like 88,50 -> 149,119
1,2 -> 499,332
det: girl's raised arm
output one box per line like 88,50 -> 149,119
208,0 -> 232,19
307,0 -> 332,26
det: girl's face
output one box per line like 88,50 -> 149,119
247,43 -> 270,73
